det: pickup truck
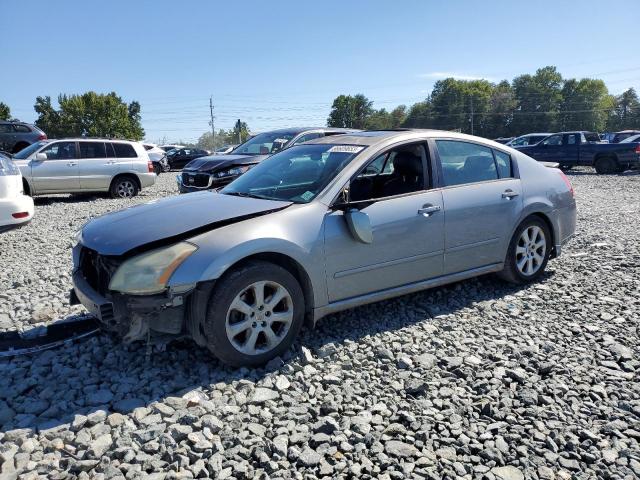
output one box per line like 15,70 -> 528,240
515,131 -> 640,174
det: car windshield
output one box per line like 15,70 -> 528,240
620,134 -> 640,143
12,141 -> 47,159
232,131 -> 299,156
221,143 -> 365,203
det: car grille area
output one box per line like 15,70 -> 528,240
182,172 -> 211,188
79,247 -> 120,297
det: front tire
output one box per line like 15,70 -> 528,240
110,176 -> 139,199
203,261 -> 305,367
498,217 -> 551,284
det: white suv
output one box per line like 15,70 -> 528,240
12,139 -> 156,198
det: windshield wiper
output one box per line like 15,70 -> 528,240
223,191 -> 276,201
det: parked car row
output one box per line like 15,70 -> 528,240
511,131 -> 640,173
177,127 -> 358,193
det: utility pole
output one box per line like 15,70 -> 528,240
469,97 -> 475,136
209,96 -> 215,149
236,119 -> 242,144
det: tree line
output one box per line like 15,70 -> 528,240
327,66 -> 640,138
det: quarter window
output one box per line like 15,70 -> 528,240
113,143 -> 137,158
436,140 -> 498,186
493,150 -> 513,178
40,141 -> 77,160
79,142 -> 106,159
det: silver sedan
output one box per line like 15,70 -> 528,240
71,130 -> 576,367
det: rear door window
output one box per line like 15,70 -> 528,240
541,135 -> 562,146
113,143 -> 137,158
436,140 -> 498,186
13,124 -> 31,133
79,142 -> 106,159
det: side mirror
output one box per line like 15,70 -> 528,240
344,208 -> 373,244
35,153 -> 47,161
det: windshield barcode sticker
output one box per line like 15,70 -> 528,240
328,145 -> 364,153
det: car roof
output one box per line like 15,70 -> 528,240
307,129 -> 501,147
51,138 -> 139,143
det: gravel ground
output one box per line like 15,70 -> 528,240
0,170 -> 639,479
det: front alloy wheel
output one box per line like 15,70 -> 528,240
204,261 -> 305,367
225,281 -> 294,355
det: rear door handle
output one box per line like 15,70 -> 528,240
106,160 -> 116,165
418,204 -> 441,217
66,162 -> 77,167
502,190 -> 519,199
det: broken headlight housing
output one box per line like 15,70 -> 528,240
109,242 -> 197,295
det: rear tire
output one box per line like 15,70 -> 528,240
203,261 -> 305,367
498,217 -> 551,284
153,163 -> 162,175
109,175 -> 139,199
594,156 -> 618,174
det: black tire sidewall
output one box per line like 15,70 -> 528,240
110,176 -> 139,198
595,157 -> 616,174
503,217 -> 551,284
203,261 -> 305,367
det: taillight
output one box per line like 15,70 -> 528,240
634,144 -> 640,154
148,160 -> 154,173
12,212 -> 29,219
37,134 -> 47,141
558,170 -> 574,197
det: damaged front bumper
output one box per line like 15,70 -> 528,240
70,269 -> 192,344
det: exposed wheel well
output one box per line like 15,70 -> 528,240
226,252 -> 315,324
110,173 -> 141,190
22,178 -> 31,196
525,212 -> 556,258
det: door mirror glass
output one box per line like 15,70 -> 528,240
35,152 -> 47,161
344,208 -> 373,244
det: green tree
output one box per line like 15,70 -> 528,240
34,92 -> 144,139
327,94 -> 373,128
511,66 -> 563,134
559,78 -> 611,132
231,120 -> 250,144
485,80 -> 517,138
402,101 -> 434,128
196,128 -> 242,150
0,102 -> 11,121
364,105 -> 407,130
607,88 -> 640,131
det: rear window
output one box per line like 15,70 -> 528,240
79,142 -> 106,159
583,132 -> 600,142
113,143 -> 137,158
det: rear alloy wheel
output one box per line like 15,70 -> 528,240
499,217 -> 551,284
203,261 -> 305,367
594,157 -> 617,174
153,163 -> 162,175
110,176 -> 139,199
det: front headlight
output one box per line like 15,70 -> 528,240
216,165 -> 250,178
109,242 -> 197,295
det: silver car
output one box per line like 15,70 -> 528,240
12,139 -> 156,198
71,130 -> 576,367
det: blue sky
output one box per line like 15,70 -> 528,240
1,0 -> 638,143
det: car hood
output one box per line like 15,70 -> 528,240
81,191 -> 292,256
183,154 -> 268,173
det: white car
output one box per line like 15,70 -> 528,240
141,143 -> 170,174
0,154 -> 34,231
158,144 -> 185,152
12,139 -> 156,198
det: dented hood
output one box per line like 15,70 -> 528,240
81,191 -> 291,256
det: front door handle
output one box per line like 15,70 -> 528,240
66,162 -> 77,167
418,204 -> 441,217
502,190 -> 519,199
106,160 -> 116,165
